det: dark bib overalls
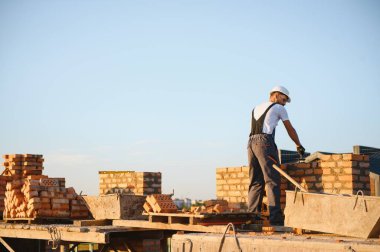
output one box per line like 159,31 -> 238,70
247,103 -> 283,224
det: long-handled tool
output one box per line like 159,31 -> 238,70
272,164 -> 308,192
267,155 -> 308,192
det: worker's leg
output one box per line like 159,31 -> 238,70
247,137 -> 265,213
254,135 -> 283,224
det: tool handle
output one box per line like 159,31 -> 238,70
272,164 -> 308,192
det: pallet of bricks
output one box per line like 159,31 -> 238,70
143,194 -> 178,213
2,154 -> 89,220
143,196 -> 230,214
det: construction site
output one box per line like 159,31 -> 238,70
0,145 -> 379,252
1,1 -> 379,251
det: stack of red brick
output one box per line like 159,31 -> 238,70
143,194 -> 178,213
0,175 -> 12,212
2,154 -> 89,219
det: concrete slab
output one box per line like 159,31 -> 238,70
171,233 -> 380,252
284,191 -> 380,238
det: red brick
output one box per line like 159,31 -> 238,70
332,182 -> 342,187
320,155 -> 332,161
339,175 -> 353,182
359,176 -> 370,182
353,183 -> 365,188
228,167 -> 242,173
295,170 -> 305,175
237,173 -> 245,178
229,173 -> 237,179
295,163 -> 311,169
322,169 -> 332,175
312,162 -> 319,168
320,161 -> 336,168
228,191 -> 241,197
314,169 -> 323,175
242,179 -> 250,184
333,168 -> 342,174
343,154 -> 365,161
216,168 -> 227,174
339,189 -> 353,194
216,180 -> 227,185
242,166 -> 249,172
305,169 -> 314,175
337,161 -> 357,168
322,176 -> 336,182
358,162 -> 370,168
304,176 -> 317,182
323,182 -> 333,189
228,179 -> 241,184
342,154 -> 354,160
332,154 -> 343,161
288,170 -> 296,176
343,168 -> 357,175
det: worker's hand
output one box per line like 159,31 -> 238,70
297,145 -> 305,156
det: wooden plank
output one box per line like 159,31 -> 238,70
149,215 -> 168,223
143,212 -> 256,218
73,219 -> 112,227
143,212 -> 204,218
169,216 -> 190,224
0,237 -> 15,252
113,219 -> 227,233
0,227 -> 109,243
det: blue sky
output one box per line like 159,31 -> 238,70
1,0 -> 379,199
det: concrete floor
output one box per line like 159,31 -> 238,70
171,232 -> 380,252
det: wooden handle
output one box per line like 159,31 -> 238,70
272,164 -> 308,192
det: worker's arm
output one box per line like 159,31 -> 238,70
283,120 -> 302,147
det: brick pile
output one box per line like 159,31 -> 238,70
99,171 -> 161,195
0,175 -> 12,212
143,194 -> 178,213
2,154 -> 89,219
216,153 -> 371,211
190,199 -> 230,214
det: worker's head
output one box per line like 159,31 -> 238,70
270,86 -> 291,105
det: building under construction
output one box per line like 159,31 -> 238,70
0,145 -> 379,251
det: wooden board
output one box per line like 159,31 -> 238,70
0,225 -> 109,243
73,219 -> 112,227
113,219 -> 227,233
4,217 -> 73,225
0,223 -> 153,244
144,212 -> 258,225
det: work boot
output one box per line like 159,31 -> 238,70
269,219 -> 284,226
269,215 -> 284,226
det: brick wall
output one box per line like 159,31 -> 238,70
216,166 -> 249,209
280,153 -> 370,209
99,171 -> 161,195
216,153 -> 370,210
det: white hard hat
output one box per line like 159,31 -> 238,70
270,85 -> 291,102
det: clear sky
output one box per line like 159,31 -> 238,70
1,0 -> 379,199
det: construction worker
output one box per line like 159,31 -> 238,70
247,86 -> 305,226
